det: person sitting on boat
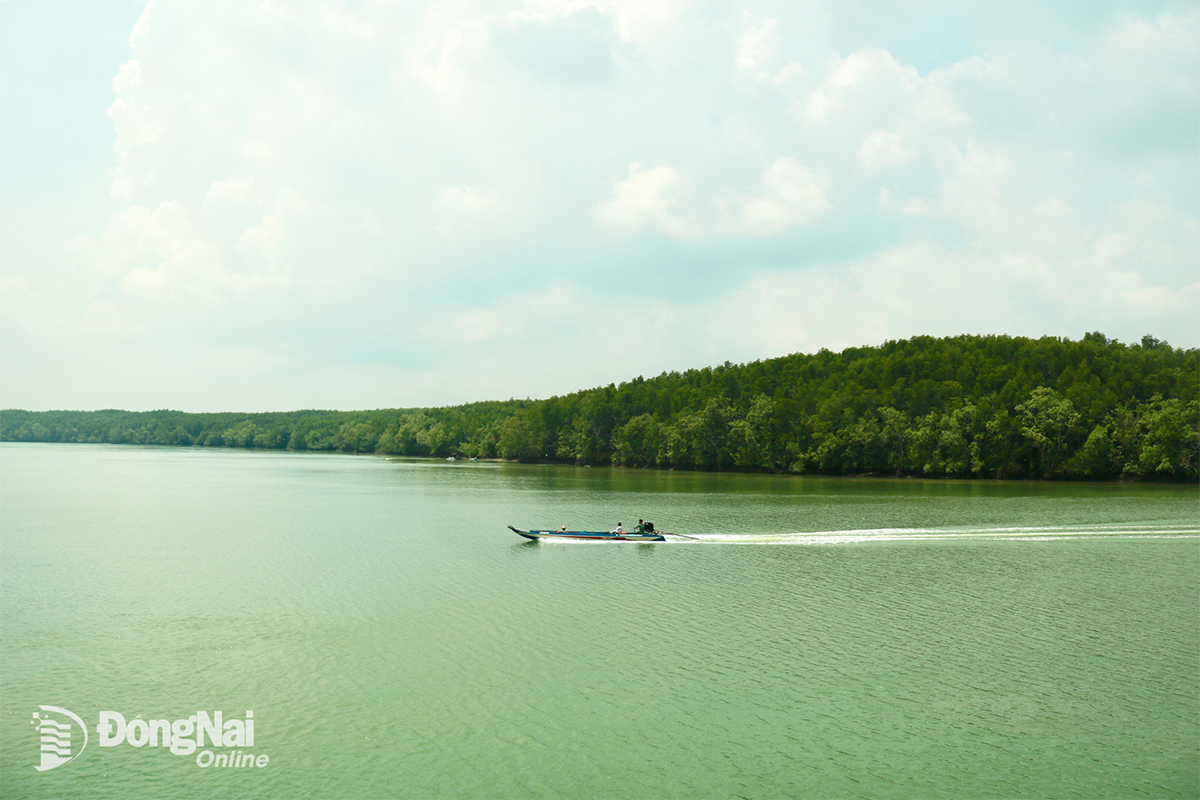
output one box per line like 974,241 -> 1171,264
560,526 -> 567,533
611,523 -> 623,534
635,520 -> 645,534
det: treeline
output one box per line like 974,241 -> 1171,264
0,401 -> 529,459
3,333 -> 1197,481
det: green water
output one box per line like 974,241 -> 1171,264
2,443 -> 1197,799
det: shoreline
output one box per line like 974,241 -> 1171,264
2,440 -> 1194,486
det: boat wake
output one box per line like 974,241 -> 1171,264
672,522 -> 1200,545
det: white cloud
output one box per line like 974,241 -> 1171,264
1091,233 -> 1135,268
804,49 -> 918,124
129,1 -> 155,49
81,301 -> 144,339
204,170 -> 255,209
427,283 -> 580,345
515,0 -> 681,43
725,158 -> 828,235
736,17 -> 777,72
73,201 -> 285,304
411,15 -> 489,99
2,0 -> 1196,411
236,213 -> 285,262
858,129 -> 914,170
594,162 -> 694,238
736,15 -> 806,85
1097,269 -> 1187,316
432,185 -> 499,234
1033,197 -> 1069,217
596,158 -> 827,239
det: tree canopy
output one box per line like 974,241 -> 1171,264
4,333 -> 1196,481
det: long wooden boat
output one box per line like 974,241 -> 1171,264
508,525 -> 666,542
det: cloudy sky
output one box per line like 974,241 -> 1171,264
1,0 -> 1196,412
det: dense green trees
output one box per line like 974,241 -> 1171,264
3,333 -> 1196,481
0,402 -> 527,460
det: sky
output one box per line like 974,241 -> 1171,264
1,0 -> 1196,412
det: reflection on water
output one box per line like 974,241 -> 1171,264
1,444 -> 1197,800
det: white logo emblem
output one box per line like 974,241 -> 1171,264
31,705 -> 89,771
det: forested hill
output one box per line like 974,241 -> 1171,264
3,333 -> 1197,481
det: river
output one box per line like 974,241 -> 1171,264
2,442 -> 1197,798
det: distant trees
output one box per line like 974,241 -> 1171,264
3,333 -> 1197,481
1017,387 -> 1080,477
498,410 -> 546,461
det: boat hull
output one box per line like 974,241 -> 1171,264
509,525 -> 665,542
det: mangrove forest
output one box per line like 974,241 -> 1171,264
3,333 -> 1197,481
